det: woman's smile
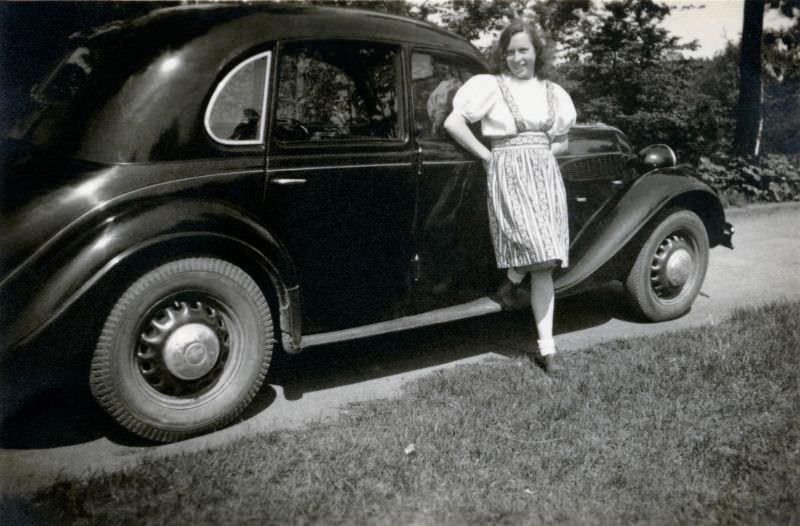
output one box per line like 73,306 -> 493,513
505,32 -> 536,79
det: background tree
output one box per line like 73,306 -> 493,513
411,0 -> 590,54
293,0 -> 414,16
557,0 -> 703,158
733,0 -> 766,157
691,44 -> 740,152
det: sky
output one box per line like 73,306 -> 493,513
661,0 -> 796,58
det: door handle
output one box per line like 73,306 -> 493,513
611,179 -> 624,186
271,178 -> 307,186
575,196 -> 588,203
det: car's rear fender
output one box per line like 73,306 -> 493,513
555,171 -> 728,295
0,199 -> 302,354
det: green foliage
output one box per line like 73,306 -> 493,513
763,11 -> 800,154
561,0 -> 693,67
558,0 -> 715,161
424,0 -> 510,42
768,0 -> 800,19
287,0 -> 414,16
690,44 -> 740,153
696,152 -> 800,205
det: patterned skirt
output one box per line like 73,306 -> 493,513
488,132 -> 569,269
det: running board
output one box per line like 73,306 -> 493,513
301,296 -> 504,349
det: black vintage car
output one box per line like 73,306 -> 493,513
0,4 -> 733,441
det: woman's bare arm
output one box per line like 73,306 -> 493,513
444,112 -> 491,171
551,134 -> 569,156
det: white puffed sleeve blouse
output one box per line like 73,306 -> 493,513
451,73 -> 576,138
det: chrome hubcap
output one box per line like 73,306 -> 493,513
163,323 -> 220,380
650,234 -> 695,299
137,299 -> 230,397
665,248 -> 693,287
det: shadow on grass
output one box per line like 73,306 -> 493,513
264,283 -> 632,401
0,283 -> 633,449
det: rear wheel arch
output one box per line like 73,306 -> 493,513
90,232 -> 297,348
3,199 -> 301,351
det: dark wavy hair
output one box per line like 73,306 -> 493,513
490,19 -> 553,79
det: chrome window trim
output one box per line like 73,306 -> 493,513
205,51 -> 272,146
268,162 -> 411,174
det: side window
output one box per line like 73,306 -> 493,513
205,51 -> 271,145
276,41 -> 401,142
411,52 -> 480,140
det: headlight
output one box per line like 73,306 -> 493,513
639,144 -> 677,170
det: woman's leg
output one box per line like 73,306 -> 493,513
529,268 -> 556,356
507,266 -> 526,285
496,266 -> 527,309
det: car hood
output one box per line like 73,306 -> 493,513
0,138 -> 114,280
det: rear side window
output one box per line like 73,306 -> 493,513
411,51 -> 481,140
205,51 -> 271,145
275,41 -> 402,142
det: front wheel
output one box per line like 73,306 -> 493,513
625,209 -> 709,322
90,257 -> 273,442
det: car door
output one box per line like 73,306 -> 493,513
408,50 -> 498,313
264,40 -> 416,333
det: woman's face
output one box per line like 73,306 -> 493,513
505,31 -> 536,79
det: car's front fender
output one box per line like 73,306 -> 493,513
555,170 -> 728,294
0,198 -> 300,353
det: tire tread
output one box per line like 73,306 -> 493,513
90,257 -> 273,442
624,208 -> 709,322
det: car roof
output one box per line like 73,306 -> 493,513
52,3 -> 488,163
78,3 -> 484,60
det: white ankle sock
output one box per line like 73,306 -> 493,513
538,338 -> 556,356
507,267 -> 525,285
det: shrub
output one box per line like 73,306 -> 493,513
695,151 -> 800,206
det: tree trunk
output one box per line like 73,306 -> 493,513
733,0 -> 765,157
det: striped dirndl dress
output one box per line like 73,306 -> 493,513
488,77 -> 569,270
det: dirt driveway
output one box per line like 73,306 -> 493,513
2,203 -> 799,495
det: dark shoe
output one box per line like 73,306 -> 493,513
535,353 -> 564,376
493,278 -> 528,310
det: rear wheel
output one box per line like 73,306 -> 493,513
90,257 -> 273,442
625,209 -> 709,322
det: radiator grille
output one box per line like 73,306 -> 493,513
560,154 -> 623,181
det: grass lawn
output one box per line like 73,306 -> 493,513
7,301 -> 800,525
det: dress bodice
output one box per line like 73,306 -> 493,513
451,73 -> 576,138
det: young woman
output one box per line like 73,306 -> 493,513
444,19 -> 576,373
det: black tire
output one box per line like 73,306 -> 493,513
90,257 -> 273,442
625,209 -> 709,322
